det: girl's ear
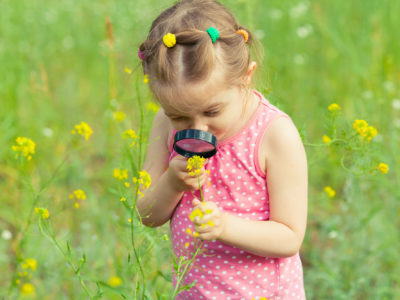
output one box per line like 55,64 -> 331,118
243,61 -> 257,86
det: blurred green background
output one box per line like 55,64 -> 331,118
1,0 -> 399,299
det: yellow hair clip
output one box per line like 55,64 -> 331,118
236,29 -> 249,43
163,33 -> 176,48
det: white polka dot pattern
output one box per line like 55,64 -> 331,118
168,91 -> 306,299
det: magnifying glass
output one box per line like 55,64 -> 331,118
173,129 -> 217,158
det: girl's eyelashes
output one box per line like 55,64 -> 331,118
204,110 -> 219,117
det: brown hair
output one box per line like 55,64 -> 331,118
139,0 -> 258,101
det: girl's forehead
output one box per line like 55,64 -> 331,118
157,74 -> 235,114
160,84 -> 233,115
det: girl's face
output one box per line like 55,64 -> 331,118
158,80 -> 257,142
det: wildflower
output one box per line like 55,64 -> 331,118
124,182 -> 130,188
146,102 -> 160,113
108,276 -> 122,287
71,121 -> 93,140
128,219 -> 132,222
112,111 -> 126,122
34,207 -> 50,219
113,169 -> 128,181
143,74 -> 149,84
20,283 -> 35,296
186,228 -> 192,235
122,129 -> 137,147
133,170 -> 152,196
189,208 -> 204,222
69,189 -> 87,208
187,155 -> 206,176
11,137 -> 36,161
184,242 -> 190,248
120,197 -> 126,202
322,135 -> 331,144
124,67 -> 132,74
377,163 -> 389,175
353,119 -> 377,143
21,259 -> 37,271
328,103 -> 341,112
324,186 -> 336,198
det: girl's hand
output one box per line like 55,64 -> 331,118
166,155 -> 209,192
191,198 -> 226,241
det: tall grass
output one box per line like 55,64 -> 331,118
1,0 -> 399,298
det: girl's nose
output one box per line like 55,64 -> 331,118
190,119 -> 208,132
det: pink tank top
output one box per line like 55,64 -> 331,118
168,91 -> 306,300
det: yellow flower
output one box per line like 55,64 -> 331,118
328,103 -> 341,112
322,135 -> 331,144
20,283 -> 35,296
122,129 -> 137,139
363,125 -> 378,143
21,259 -> 37,271
128,218 -> 132,222
124,67 -> 132,74
120,197 -> 126,202
184,242 -> 190,248
113,169 -> 128,181
187,156 -> 206,177
108,276 -> 122,287
112,111 -> 126,122
353,120 -> 377,143
189,208 -> 204,222
143,74 -> 149,84
124,182 -> 130,188
34,207 -> 50,219
353,119 -> 368,134
324,186 -> 336,198
70,189 -> 87,200
71,121 -> 93,140
377,163 -> 389,174
132,170 -> 152,196
146,102 -> 160,113
74,202 -> 80,209
11,137 -> 36,161
186,228 -> 192,235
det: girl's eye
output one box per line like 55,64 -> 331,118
171,116 -> 186,121
204,111 -> 219,117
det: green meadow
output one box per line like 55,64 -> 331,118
1,0 -> 399,298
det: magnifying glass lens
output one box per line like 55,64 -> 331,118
173,129 -> 217,158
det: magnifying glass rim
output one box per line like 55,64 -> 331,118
173,129 -> 217,158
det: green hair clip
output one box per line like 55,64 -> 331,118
206,27 -> 219,43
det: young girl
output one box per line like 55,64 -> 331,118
136,0 -> 308,299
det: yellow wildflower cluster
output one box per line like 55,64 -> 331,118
71,121 -> 93,140
113,168 -> 128,181
20,283 -> 35,296
143,74 -> 149,84
328,103 -> 341,112
124,67 -> 132,74
11,137 -> 36,161
16,258 -> 37,296
34,207 -> 50,219
186,205 -> 214,237
21,258 -> 37,271
322,135 -> 331,144
122,129 -> 138,147
69,189 -> 87,208
108,275 -> 123,287
113,111 -> 126,122
324,186 -> 336,198
353,119 -> 377,143
377,163 -> 389,175
187,156 -> 206,176
133,170 -> 152,197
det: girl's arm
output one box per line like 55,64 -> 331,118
136,109 -> 183,227
193,117 -> 308,258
